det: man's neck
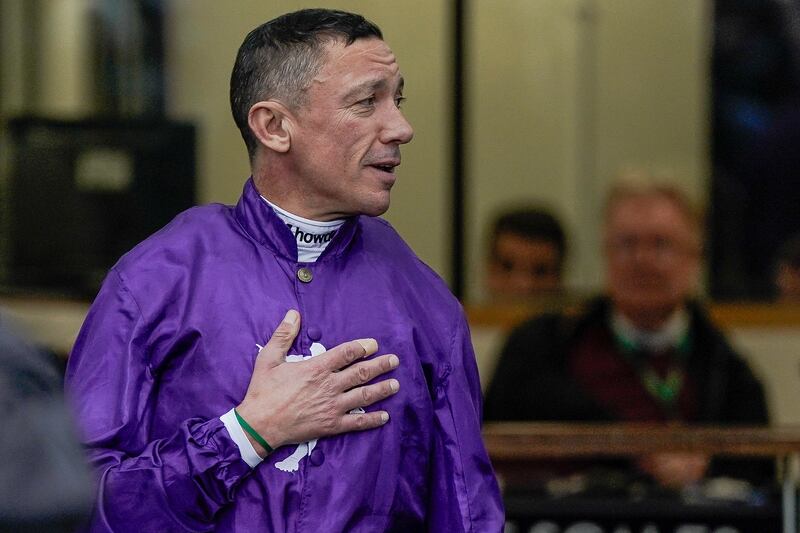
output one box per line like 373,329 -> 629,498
255,181 -> 344,223
615,301 -> 683,330
611,305 -> 689,352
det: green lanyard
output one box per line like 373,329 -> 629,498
614,330 -> 692,413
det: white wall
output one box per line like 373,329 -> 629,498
0,0 -> 713,289
33,0 -> 95,117
465,0 -> 711,299
730,328 -> 800,426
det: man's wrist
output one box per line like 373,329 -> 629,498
233,407 -> 274,456
235,401 -> 286,451
242,430 -> 269,458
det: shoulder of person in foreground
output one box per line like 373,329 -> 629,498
0,317 -> 93,531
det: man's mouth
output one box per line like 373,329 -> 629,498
367,161 -> 400,173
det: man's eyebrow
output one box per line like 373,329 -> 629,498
342,76 -> 405,103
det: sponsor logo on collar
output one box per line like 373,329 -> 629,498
286,224 -> 337,246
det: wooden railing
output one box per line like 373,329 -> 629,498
466,301 -> 800,332
483,422 -> 800,460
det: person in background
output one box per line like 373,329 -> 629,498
65,8 -> 503,532
775,233 -> 800,302
0,314 -> 92,532
486,207 -> 567,300
485,178 -> 771,490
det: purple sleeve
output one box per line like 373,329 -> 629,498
65,270 -> 252,532
426,312 -> 505,532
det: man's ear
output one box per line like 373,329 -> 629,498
248,100 -> 294,153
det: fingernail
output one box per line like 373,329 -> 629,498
284,309 -> 298,325
390,379 -> 399,392
356,338 -> 378,356
380,412 -> 389,423
389,355 -> 399,368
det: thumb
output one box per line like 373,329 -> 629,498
258,309 -> 301,368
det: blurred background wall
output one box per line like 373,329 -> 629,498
0,0 -> 709,296
0,0 -> 453,281
465,0 -> 709,300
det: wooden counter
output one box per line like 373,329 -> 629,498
484,422 -> 800,459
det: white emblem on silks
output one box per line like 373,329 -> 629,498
253,341 -> 365,473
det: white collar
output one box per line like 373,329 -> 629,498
261,196 -> 344,263
611,307 -> 689,352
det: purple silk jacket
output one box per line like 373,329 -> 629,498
66,178 -> 504,532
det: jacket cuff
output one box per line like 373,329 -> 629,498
219,408 -> 264,468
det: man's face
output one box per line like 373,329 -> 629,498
604,195 -> 701,323
487,232 -> 562,299
289,38 -> 414,220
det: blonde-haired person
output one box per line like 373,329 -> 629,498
485,178 -> 772,491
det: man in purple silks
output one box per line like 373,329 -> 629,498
65,8 -> 503,532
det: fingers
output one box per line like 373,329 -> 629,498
258,309 -> 301,368
337,410 -> 391,434
339,378 -> 400,412
318,338 -> 378,371
334,354 -> 399,390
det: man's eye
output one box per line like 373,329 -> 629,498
395,96 -> 406,108
358,96 -> 376,107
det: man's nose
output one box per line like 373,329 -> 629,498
381,107 -> 414,145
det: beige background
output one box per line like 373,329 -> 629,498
2,0 -> 710,293
465,0 -> 710,299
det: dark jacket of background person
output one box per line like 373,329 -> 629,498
484,297 -> 773,485
0,316 -> 92,531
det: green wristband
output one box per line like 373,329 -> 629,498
234,408 -> 274,454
